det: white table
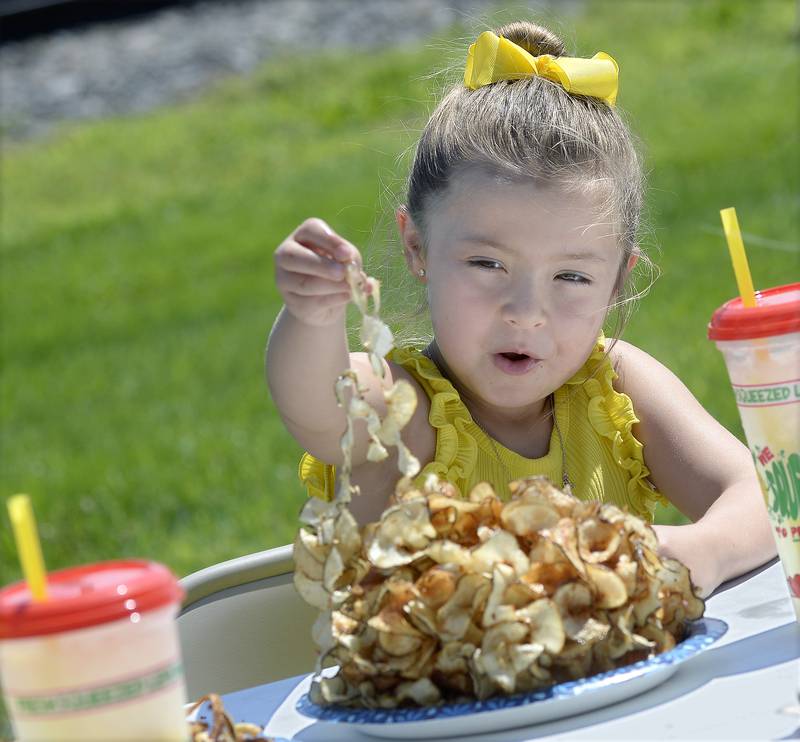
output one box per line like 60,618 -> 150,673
219,559 -> 800,740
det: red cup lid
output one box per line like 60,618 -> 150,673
708,283 -> 800,341
0,560 -> 184,639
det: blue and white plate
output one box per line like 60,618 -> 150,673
296,617 -> 727,739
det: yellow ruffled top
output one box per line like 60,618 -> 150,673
298,336 -> 668,522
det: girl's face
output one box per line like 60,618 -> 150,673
403,168 -> 625,420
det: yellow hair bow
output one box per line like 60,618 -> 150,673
464,31 -> 618,106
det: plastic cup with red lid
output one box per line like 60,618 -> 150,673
0,559 -> 188,741
708,281 -> 800,619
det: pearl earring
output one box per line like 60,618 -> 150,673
418,268 -> 426,277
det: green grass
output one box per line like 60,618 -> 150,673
1,0 -> 798,584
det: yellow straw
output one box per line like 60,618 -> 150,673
720,207 -> 757,308
7,494 -> 48,601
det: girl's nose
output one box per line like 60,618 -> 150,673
500,286 -> 546,328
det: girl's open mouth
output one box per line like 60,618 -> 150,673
493,352 -> 540,375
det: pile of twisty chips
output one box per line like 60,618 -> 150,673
292,262 -> 703,709
294,474 -> 704,708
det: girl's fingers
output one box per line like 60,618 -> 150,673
277,241 -> 348,281
275,219 -> 366,320
285,289 -> 352,305
277,268 -> 352,297
292,218 -> 361,266
331,239 -> 361,266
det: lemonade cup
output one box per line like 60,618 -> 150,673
0,560 -> 187,741
708,282 -> 800,618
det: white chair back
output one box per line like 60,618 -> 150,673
177,545 -> 317,699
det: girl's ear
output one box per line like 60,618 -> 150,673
626,247 -> 640,274
396,206 -> 426,281
610,247 -> 640,307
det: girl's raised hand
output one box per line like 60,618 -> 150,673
274,218 -> 363,327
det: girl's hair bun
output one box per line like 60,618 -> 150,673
493,21 -> 565,57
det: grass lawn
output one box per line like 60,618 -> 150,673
1,0 -> 797,585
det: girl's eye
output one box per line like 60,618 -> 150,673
556,272 -> 592,285
469,259 -> 504,271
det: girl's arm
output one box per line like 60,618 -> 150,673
266,219 -> 397,467
611,340 -> 777,596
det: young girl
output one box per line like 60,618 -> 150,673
266,21 -> 776,596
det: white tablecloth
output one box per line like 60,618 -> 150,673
221,559 -> 800,740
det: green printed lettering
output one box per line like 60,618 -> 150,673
60,692 -> 79,711
766,468 -> 777,513
12,661 -> 182,717
89,688 -> 112,710
753,451 -> 770,502
769,460 -> 797,519
44,698 -> 57,713
119,679 -> 142,701
18,698 -> 38,714
789,453 -> 800,509
148,667 -> 172,692
736,384 -> 798,404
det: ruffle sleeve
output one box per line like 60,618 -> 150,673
389,347 -> 477,498
297,348 -> 480,503
298,451 -> 336,501
566,337 -> 670,520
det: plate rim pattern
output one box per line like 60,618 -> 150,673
296,616 -> 728,725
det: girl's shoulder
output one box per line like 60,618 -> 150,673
603,338 -> 714,442
382,351 -> 437,464
604,339 -> 684,400
344,350 -> 435,461
601,339 -> 757,524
